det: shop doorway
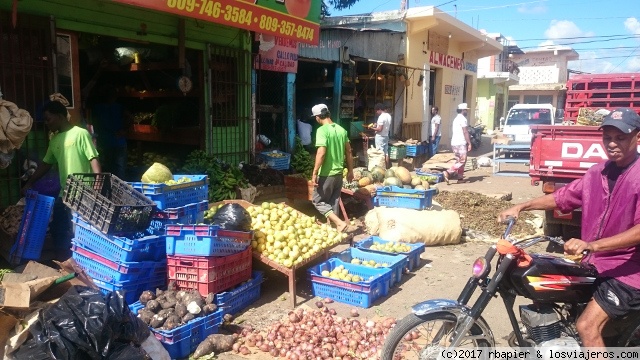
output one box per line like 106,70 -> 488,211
254,69 -> 287,151
0,11 -> 53,207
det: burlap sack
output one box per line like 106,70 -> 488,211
364,206 -> 462,246
0,100 -> 33,153
367,147 -> 386,171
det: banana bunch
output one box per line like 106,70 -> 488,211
208,165 -> 249,202
291,137 -> 313,179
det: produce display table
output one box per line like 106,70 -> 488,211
212,199 -> 352,308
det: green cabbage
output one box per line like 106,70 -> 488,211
141,162 -> 173,183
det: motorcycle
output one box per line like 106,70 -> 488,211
381,218 -> 640,360
467,124 -> 485,151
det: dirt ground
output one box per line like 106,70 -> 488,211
216,137 -> 551,360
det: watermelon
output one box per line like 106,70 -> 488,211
383,177 -> 402,186
385,169 -> 396,179
371,166 -> 386,183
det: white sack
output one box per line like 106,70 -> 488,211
364,206 -> 462,246
367,147 -> 386,171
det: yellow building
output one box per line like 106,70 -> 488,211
403,7 -> 503,148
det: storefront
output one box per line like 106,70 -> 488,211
298,26 -> 408,161
404,7 -> 502,148
0,0 -> 321,206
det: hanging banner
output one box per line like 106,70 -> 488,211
111,0 -> 321,45
254,33 -> 299,73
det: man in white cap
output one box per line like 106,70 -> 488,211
310,104 -> 356,232
444,103 -> 472,184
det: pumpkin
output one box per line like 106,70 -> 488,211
383,177 -> 402,187
370,166 -> 386,183
410,177 -> 422,187
358,176 -> 372,187
394,167 -> 412,185
385,169 -> 396,179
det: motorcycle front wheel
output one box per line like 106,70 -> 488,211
381,312 -> 492,360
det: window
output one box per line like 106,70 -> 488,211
523,94 -> 553,104
506,108 -> 552,126
56,34 -> 74,108
507,95 -> 519,111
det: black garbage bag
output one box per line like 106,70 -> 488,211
211,203 -> 252,231
13,286 -> 150,360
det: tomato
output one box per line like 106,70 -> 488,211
285,0 -> 311,19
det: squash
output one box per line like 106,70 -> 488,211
358,176 -> 372,187
414,185 -> 425,190
410,177 -> 422,187
394,167 -> 412,185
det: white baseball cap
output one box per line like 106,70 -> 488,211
311,104 -> 329,117
458,103 -> 469,110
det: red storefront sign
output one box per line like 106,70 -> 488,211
111,0 -> 320,45
429,51 -> 463,70
254,33 -> 299,73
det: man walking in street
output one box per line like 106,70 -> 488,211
443,103 -> 472,184
311,104 -> 355,233
373,103 -> 391,168
430,106 -> 442,157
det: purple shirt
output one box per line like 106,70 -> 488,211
554,159 -> 640,289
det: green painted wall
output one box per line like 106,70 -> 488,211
476,79 -> 496,129
4,0 -> 253,163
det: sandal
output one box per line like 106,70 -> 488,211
443,171 -> 450,185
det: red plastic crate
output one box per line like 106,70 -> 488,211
167,247 -> 252,296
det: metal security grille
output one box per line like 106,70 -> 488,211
208,44 -> 252,165
0,12 -> 53,207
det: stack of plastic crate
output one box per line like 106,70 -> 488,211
64,173 -> 163,304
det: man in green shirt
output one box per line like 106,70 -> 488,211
23,100 -> 101,258
311,104 -> 354,232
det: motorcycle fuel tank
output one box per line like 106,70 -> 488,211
507,254 -> 597,303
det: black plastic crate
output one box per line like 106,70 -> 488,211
63,173 -> 156,235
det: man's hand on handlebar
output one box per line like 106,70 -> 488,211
497,207 -> 521,223
564,238 -> 594,255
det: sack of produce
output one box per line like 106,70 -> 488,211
364,207 -> 462,246
211,203 -> 252,231
367,147 -> 386,171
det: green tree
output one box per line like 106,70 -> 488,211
322,0 -> 363,17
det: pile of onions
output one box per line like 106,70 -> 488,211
231,307 -> 397,359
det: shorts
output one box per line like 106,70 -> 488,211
592,277 -> 640,319
375,135 -> 389,155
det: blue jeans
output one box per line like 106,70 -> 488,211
430,136 -> 441,157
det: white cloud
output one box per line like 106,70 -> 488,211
624,17 -> 640,35
544,20 -> 594,42
506,36 -> 517,46
517,2 -> 547,14
626,57 -> 640,72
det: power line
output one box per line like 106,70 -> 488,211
516,36 -> 640,49
481,16 -> 631,22
609,43 -> 640,72
513,34 -> 639,42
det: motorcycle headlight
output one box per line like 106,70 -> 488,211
472,257 -> 489,278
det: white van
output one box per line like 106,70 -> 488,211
503,104 -> 556,145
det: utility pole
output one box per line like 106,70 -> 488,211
400,0 -> 407,11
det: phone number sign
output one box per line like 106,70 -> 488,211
112,0 -> 321,45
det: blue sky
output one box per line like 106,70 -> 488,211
330,0 -> 640,73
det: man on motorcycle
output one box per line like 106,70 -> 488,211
498,107 -> 640,348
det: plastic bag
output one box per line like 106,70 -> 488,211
0,149 -> 14,169
211,203 -> 252,231
13,286 -> 150,360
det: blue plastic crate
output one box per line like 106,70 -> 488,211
406,144 -> 427,157
215,271 -> 263,316
72,214 -> 166,262
259,150 -> 291,170
148,200 -> 208,233
71,244 -> 166,283
130,302 -> 224,359
128,175 -> 209,210
354,236 -> 426,271
9,190 -> 55,265
94,274 -> 167,305
414,170 -> 445,184
334,248 -> 408,288
308,258 -> 392,308
165,224 -> 252,256
375,186 -> 436,210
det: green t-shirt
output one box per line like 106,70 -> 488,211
315,123 -> 348,176
43,126 -> 100,196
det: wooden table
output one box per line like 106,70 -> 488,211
252,233 -> 352,308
